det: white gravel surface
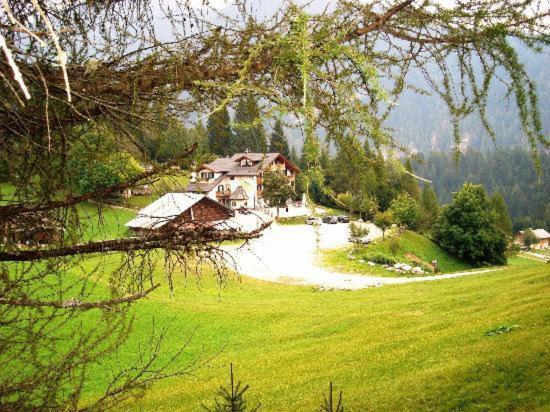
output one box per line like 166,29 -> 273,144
222,223 -> 500,290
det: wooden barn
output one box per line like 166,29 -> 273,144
125,193 -> 233,232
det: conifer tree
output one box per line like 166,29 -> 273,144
233,95 -> 266,153
400,158 -> 420,200
203,364 -> 260,412
269,119 -> 290,157
421,183 -> 439,229
192,120 -> 209,155
207,106 -> 234,156
490,191 -> 513,236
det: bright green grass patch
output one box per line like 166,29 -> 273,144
321,230 -> 473,277
277,216 -> 307,225
77,202 -> 136,241
0,182 -> 16,205
68,256 -> 550,411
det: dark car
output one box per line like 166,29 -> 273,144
322,216 -> 338,224
337,215 -> 349,223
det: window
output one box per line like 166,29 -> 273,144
257,184 -> 262,191
232,201 -> 237,207
200,171 -> 214,180
208,172 -> 214,179
218,185 -> 224,192
230,176 -> 235,180
200,172 -> 208,179
240,158 -> 252,167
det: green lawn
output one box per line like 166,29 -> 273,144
69,255 -> 549,411
3,198 -> 549,410
321,230 -> 474,277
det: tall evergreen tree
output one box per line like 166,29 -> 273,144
269,119 -> 290,157
207,106 -> 233,156
191,120 -> 209,155
233,95 -> 267,153
421,183 -> 439,228
490,191 -> 513,236
400,158 -> 421,200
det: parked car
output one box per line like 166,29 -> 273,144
305,217 -> 322,225
337,215 -> 350,223
322,216 -> 338,224
349,236 -> 370,244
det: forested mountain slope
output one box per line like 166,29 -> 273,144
412,149 -> 550,231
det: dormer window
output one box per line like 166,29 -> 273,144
200,171 -> 215,180
240,158 -> 253,167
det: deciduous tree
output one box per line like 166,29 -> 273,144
433,183 -> 507,265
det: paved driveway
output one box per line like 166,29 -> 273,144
222,222 -> 500,290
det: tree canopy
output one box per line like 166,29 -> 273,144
433,183 -> 507,265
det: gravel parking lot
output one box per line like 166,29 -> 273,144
223,221 -> 500,289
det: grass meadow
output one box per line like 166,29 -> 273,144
2,185 -> 549,410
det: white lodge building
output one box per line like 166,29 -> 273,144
186,153 -> 299,209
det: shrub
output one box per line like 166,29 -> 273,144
350,222 -> 369,238
364,254 -> 395,265
387,236 -> 400,256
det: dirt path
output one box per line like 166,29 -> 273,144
223,223 -> 502,290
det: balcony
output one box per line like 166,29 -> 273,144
216,190 -> 231,198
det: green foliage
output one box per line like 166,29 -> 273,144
387,236 -> 400,256
349,222 -> 369,238
67,125 -> 143,195
320,383 -> 344,412
400,158 -> 420,200
389,192 -> 420,229
207,106 -> 234,156
522,229 -> 539,249
433,183 -> 507,265
262,170 -> 295,211
420,183 -> 440,230
374,210 -> 394,240
412,149 -> 550,232
490,192 -> 513,236
363,254 -> 396,266
335,192 -> 353,214
233,95 -> 267,153
268,119 -> 290,157
203,364 -> 260,412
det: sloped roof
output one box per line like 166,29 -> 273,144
228,186 -> 249,200
186,174 -> 225,193
125,193 -> 230,229
532,229 -> 550,239
194,153 -> 298,178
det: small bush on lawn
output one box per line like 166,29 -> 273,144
350,222 -> 369,238
363,254 -> 395,265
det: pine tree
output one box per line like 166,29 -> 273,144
192,120 -> 209,155
233,95 -> 266,153
268,119 -> 290,157
203,364 -> 260,412
490,191 -> 513,236
421,183 -> 439,228
400,158 -> 421,200
207,106 -> 234,156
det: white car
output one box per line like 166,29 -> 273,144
305,217 -> 322,225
